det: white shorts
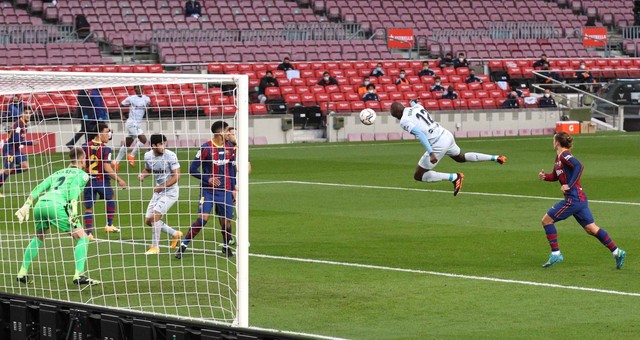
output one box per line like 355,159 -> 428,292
125,122 -> 144,139
417,129 -> 461,170
145,188 -> 179,217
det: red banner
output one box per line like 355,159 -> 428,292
1,133 -> 56,154
387,28 -> 414,48
582,27 -> 607,47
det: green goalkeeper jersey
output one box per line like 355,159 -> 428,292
30,167 -> 90,203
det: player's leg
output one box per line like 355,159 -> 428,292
70,226 -> 100,285
450,151 -> 506,163
540,200 -> 575,267
216,192 -> 235,257
144,194 -> 162,254
153,192 -> 181,248
176,192 -> 213,259
16,201 -> 49,283
577,206 -> 626,269
115,136 -> 135,165
83,186 -> 96,239
129,132 -> 147,158
0,155 -> 15,191
415,131 -> 465,196
104,187 -> 120,233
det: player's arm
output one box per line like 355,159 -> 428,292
119,97 -> 130,120
137,166 -> 151,181
189,148 -> 211,185
104,162 -> 127,188
561,155 -> 583,188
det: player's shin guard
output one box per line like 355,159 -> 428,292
543,223 -> 560,252
421,170 -> 453,182
106,200 -> 116,226
222,222 -> 232,245
464,152 -> 494,162
19,237 -> 43,276
84,211 -> 93,235
73,237 -> 89,278
184,217 -> 206,246
594,228 -> 618,252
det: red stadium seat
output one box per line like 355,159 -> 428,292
250,103 -> 268,115
438,99 -> 453,110
350,101 -> 366,111
364,101 -> 381,110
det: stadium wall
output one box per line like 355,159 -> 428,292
34,109 -> 562,151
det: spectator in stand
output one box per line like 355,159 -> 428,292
538,62 -> 564,84
502,92 -> 520,109
3,95 -> 23,128
438,52 -> 454,68
442,86 -> 458,100
317,72 -> 338,87
357,76 -> 372,97
257,70 -> 279,104
539,89 -> 558,108
510,84 -> 524,98
277,57 -> 295,71
574,62 -> 596,84
453,52 -> 469,69
395,70 -> 409,85
418,61 -> 435,76
370,63 -> 385,78
185,0 -> 202,18
533,53 -> 548,69
465,70 -> 483,84
361,84 -> 380,102
430,77 -> 446,92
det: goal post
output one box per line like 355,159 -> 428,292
0,70 -> 250,327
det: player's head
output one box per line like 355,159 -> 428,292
12,95 -> 20,103
69,147 -> 86,168
211,120 -> 229,136
96,123 -> 111,143
554,132 -> 573,150
134,85 -> 143,95
225,126 -> 237,145
390,101 -> 405,120
22,107 -> 33,121
150,134 -> 167,155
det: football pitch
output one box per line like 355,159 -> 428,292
1,131 -> 639,338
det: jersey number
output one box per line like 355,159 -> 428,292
89,154 -> 99,174
52,177 -> 66,190
416,109 -> 435,126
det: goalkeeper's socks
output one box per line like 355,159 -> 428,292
19,237 -> 43,273
74,237 -> 90,275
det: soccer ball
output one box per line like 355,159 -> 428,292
359,108 -> 376,125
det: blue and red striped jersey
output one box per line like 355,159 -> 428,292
544,150 -> 587,202
190,140 -> 236,191
5,118 -> 31,153
84,140 -> 112,184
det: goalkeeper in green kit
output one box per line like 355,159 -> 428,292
15,147 -> 100,285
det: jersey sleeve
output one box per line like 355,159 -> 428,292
144,96 -> 151,106
169,152 -> 180,170
560,152 -> 583,188
189,146 -> 209,185
103,146 -> 112,162
29,175 -> 53,199
120,96 -> 130,106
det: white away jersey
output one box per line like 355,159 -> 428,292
399,104 -> 444,142
144,149 -> 180,189
121,95 -> 150,124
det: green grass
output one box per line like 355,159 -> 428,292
1,132 -> 640,338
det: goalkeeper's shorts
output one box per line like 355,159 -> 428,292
33,199 -> 73,232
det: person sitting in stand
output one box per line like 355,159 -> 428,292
465,70 -> 483,84
533,53 -> 549,69
418,61 -> 435,76
539,89 -> 558,108
277,57 -> 295,71
453,52 -> 469,69
257,70 -> 279,104
358,76 -> 372,97
502,92 -> 520,108
438,52 -> 454,68
185,0 -> 202,18
361,84 -> 380,102
369,63 -> 385,78
442,86 -> 458,99
430,76 -> 446,92
317,72 -> 339,87
395,70 -> 409,85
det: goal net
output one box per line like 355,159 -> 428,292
0,70 -> 250,327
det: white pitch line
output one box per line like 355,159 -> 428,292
253,253 -> 640,297
251,180 -> 640,206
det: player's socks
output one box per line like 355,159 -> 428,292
115,145 -> 127,163
130,141 -> 145,157
19,237 -> 43,275
222,224 -> 233,245
106,200 -> 116,226
183,217 -> 206,246
160,221 -> 177,236
594,228 -> 617,252
543,223 -> 560,252
74,237 -> 89,275
151,220 -> 162,248
421,171 -> 453,182
84,211 -> 93,235
0,172 -> 8,189
464,152 -> 495,162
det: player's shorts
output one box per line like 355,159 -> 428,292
418,129 -> 461,170
145,188 -> 179,218
198,189 -> 234,219
2,150 -> 26,169
33,199 -> 73,232
547,198 -> 595,227
83,182 -> 114,208
125,122 -> 144,138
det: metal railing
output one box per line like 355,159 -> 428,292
622,26 -> 640,40
432,22 -> 561,41
0,24 -> 76,44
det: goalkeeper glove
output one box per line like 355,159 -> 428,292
15,200 -> 32,223
67,199 -> 81,228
